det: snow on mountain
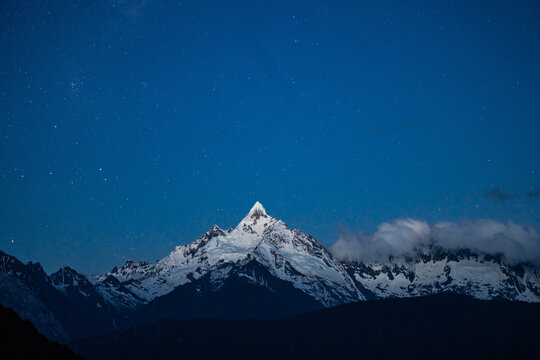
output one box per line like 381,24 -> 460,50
98,202 -> 360,306
252,219 -> 361,305
344,248 -> 540,302
91,274 -> 146,311
49,267 -> 105,307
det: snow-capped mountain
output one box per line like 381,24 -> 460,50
98,202 -> 360,307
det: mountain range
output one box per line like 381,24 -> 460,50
1,202 -> 539,342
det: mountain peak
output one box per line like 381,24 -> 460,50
235,201 -> 274,236
202,224 -> 226,240
248,201 -> 267,219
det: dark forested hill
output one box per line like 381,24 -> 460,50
71,293 -> 540,360
0,304 -> 83,360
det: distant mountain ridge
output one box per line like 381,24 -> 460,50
0,250 -> 132,342
1,202 -> 539,341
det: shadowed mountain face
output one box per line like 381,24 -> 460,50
71,294 -> 540,360
0,272 -> 68,342
0,304 -> 82,360
136,258 -> 323,324
0,250 -> 131,342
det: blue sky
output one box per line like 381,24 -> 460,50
1,0 -> 539,273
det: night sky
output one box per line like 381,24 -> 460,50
1,0 -> 539,274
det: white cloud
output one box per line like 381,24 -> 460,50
329,219 -> 540,264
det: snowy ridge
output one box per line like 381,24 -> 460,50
345,248 -> 540,302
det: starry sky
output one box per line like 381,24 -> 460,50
1,0 -> 539,274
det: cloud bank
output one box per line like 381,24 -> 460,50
329,219 -> 540,265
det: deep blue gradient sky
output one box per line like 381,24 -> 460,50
1,0 -> 539,274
